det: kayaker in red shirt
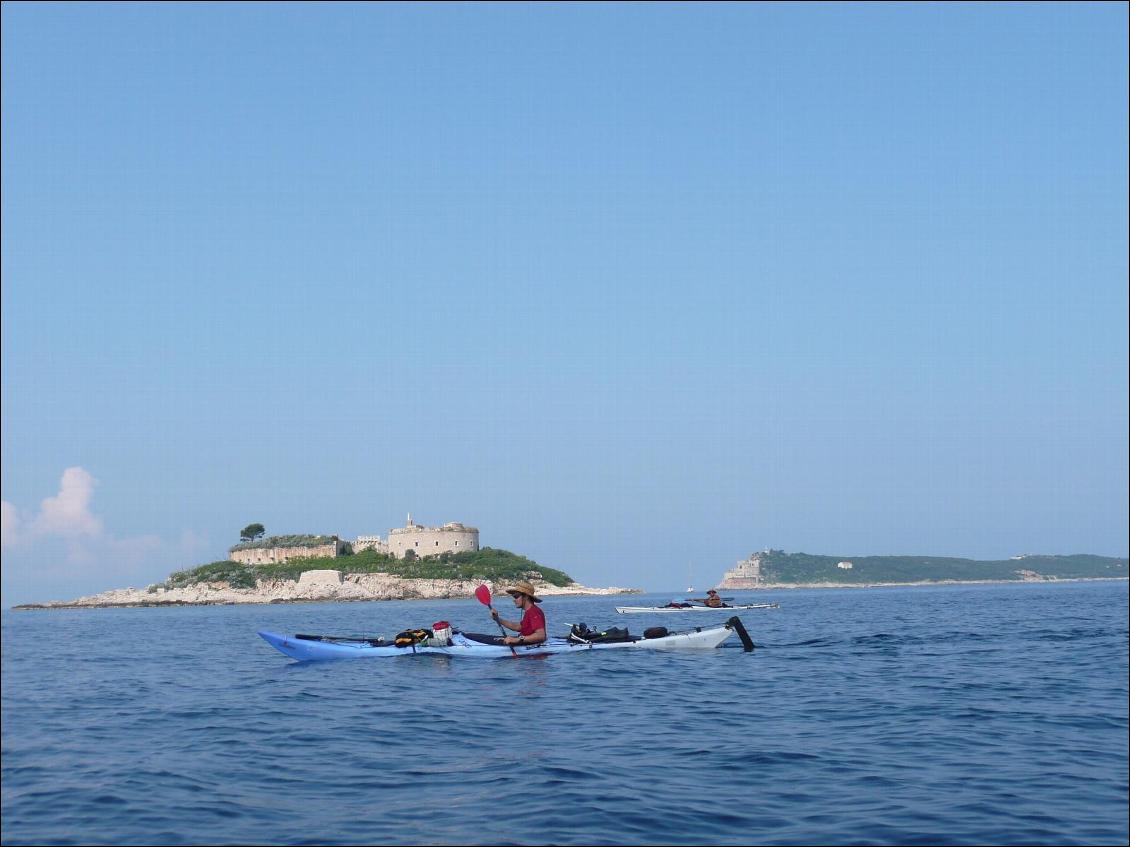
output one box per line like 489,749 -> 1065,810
491,580 -> 547,646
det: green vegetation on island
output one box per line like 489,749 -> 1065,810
751,550 -> 1127,584
160,547 -> 575,591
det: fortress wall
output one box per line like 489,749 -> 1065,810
231,541 -> 345,566
353,536 -> 389,554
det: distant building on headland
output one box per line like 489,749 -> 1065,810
229,515 -> 479,565
717,551 -> 767,589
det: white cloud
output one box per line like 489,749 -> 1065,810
1,499 -> 20,547
1,468 -> 208,606
30,466 -> 102,539
2,467 -> 104,549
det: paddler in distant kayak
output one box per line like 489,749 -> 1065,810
490,580 -> 547,646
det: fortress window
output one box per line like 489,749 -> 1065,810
435,541 -> 439,546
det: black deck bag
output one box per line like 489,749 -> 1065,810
590,626 -> 632,643
568,623 -> 632,643
643,626 -> 669,639
393,628 -> 432,647
569,623 -> 595,641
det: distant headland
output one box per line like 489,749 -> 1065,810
717,550 -> 1128,590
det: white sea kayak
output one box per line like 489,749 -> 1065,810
259,616 -> 753,661
615,603 -> 779,614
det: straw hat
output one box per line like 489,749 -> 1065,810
505,580 -> 543,603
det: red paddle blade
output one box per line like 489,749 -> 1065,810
474,585 -> 492,607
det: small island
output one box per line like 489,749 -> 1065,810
13,517 -> 639,609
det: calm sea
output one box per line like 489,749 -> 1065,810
2,581 -> 1127,846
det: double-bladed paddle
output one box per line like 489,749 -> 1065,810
475,585 -> 517,655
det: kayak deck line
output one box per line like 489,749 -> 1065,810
259,616 -> 754,661
295,633 -> 387,646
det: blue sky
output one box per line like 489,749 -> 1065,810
2,3 -> 1127,607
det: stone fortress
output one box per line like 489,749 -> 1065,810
229,514 -> 479,565
717,551 -> 770,589
385,514 -> 479,558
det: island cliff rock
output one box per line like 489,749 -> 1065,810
15,570 -> 639,609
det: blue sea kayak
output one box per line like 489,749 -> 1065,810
259,617 -> 753,660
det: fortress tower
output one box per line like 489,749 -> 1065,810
717,552 -> 764,589
387,514 -> 479,559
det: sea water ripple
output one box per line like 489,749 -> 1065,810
2,581 -> 1127,845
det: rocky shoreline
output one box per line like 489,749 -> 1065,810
12,569 -> 642,610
